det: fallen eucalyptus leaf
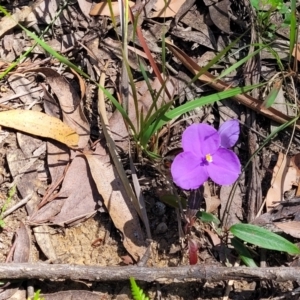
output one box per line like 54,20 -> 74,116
0,110 -> 79,147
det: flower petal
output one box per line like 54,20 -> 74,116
171,151 -> 209,190
207,148 -> 240,185
182,124 -> 220,156
218,119 -> 240,148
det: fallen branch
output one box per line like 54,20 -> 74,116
0,264 -> 299,282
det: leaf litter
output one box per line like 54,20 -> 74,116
1,0 -> 300,298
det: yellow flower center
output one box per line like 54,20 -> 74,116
205,153 -> 213,163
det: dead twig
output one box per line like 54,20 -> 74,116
2,193 -> 32,218
0,264 -> 299,282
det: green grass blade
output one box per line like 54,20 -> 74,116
217,46 -> 264,80
262,79 -> 282,108
289,0 -> 297,63
142,83 -> 264,145
230,223 -> 300,254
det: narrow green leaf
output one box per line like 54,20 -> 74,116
289,0 -> 297,63
160,194 -> 187,209
197,211 -> 220,225
262,79 -> 282,108
231,237 -> 257,267
230,223 -> 300,254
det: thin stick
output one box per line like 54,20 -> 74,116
2,193 -> 32,218
0,264 -> 298,282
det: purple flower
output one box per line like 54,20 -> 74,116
171,120 -> 241,190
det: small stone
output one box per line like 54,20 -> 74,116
152,202 -> 166,216
155,222 -> 168,234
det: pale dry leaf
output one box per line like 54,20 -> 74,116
220,184 -> 242,227
8,74 -> 41,105
203,182 -> 220,213
0,6 -> 32,37
90,1 -> 135,16
13,222 -> 30,263
33,225 -> 57,261
151,0 -> 186,18
77,0 -> 93,19
171,27 -> 217,50
33,0 -> 61,25
0,110 -> 79,148
203,228 -> 221,247
50,155 -> 100,226
43,87 -> 70,187
292,44 -> 300,62
265,153 -> 296,211
274,221 -> 300,238
6,148 -> 43,216
29,68 -> 90,148
17,132 -> 44,158
85,144 -> 146,261
208,0 -> 230,34
292,153 -> 300,196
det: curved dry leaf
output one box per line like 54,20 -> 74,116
208,0 -> 230,34
90,1 -> 135,16
29,67 -> 90,148
291,153 -> 300,196
13,222 -> 30,263
151,0 -> 185,18
292,44 -> 300,61
85,145 -> 146,261
274,221 -> 300,238
77,0 -> 93,19
265,153 -> 296,211
0,110 -> 79,147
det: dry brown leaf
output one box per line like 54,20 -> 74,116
90,1 -> 135,16
40,155 -> 100,226
0,110 -> 79,147
42,86 -> 70,183
208,0 -> 230,34
151,0 -> 185,18
274,221 -> 300,238
8,74 -> 41,105
265,153 -> 296,211
29,68 -> 90,148
292,44 -> 300,61
203,182 -> 220,213
203,228 -> 221,246
220,184 -> 242,227
33,225 -> 57,261
0,6 -> 33,37
166,39 -> 300,131
6,147 -> 43,216
291,153 -> 300,196
13,222 -> 30,263
85,145 -> 146,261
77,0 -> 93,19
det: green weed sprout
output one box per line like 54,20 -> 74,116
250,0 -> 294,39
0,185 -> 16,228
130,277 -> 149,300
28,290 -> 44,300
